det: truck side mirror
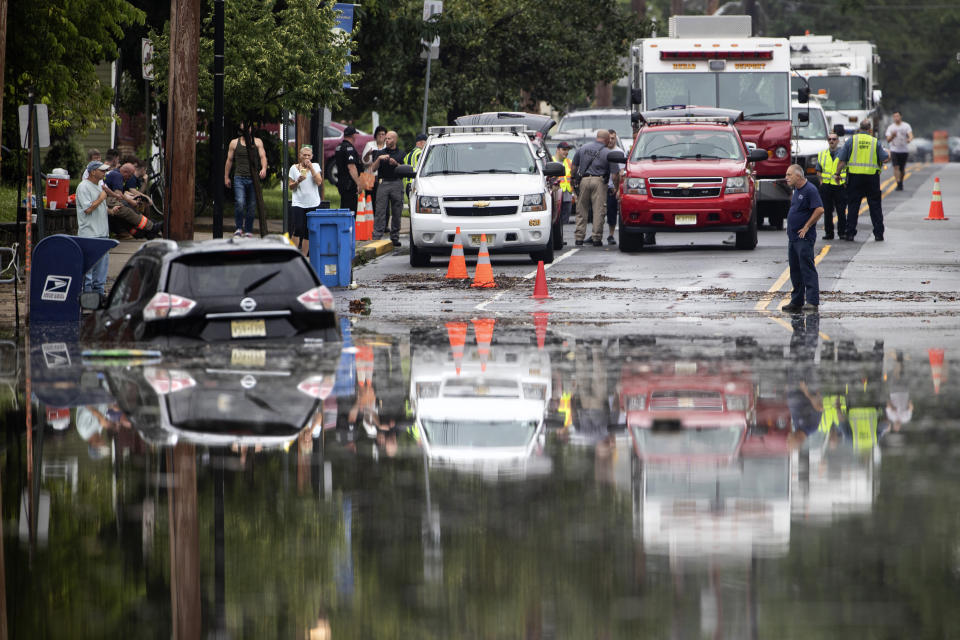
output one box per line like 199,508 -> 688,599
394,165 -> 416,178
833,124 -> 846,138
630,88 -> 643,105
797,111 -> 809,123
606,151 -> 627,164
542,161 -> 565,177
748,149 -> 769,162
872,89 -> 882,105
797,87 -> 810,104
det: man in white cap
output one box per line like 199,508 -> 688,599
75,160 -> 112,294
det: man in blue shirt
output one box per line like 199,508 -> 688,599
781,164 -> 824,313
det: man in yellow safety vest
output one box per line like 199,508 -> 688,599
837,120 -> 889,242
553,141 -> 575,224
816,133 -> 848,240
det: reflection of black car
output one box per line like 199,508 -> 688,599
81,237 -> 339,345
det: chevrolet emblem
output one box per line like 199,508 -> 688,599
473,201 -> 490,208
676,183 -> 694,188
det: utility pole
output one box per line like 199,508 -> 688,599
0,0 -> 8,177
165,0 -> 202,241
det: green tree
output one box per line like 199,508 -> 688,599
151,0 -> 354,232
345,0 -> 647,136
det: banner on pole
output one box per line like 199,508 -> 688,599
334,4 -> 356,89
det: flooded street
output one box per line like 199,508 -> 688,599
2,317 -> 957,638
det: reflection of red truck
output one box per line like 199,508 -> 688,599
629,15 -> 796,228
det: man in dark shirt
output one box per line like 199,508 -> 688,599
572,129 -> 613,247
781,164 -> 824,313
370,130 -> 405,246
103,163 -> 163,239
335,126 -> 364,214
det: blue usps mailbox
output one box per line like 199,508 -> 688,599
31,235 -> 117,324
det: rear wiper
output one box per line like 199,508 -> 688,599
243,269 -> 280,295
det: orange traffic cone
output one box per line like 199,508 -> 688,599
532,312 -> 549,350
446,321 -> 468,375
365,194 -> 375,238
928,348 -> 945,394
925,177 -> 949,220
446,226 -> 469,279
472,317 -> 496,372
355,193 -> 369,241
531,260 -> 550,299
471,234 -> 496,288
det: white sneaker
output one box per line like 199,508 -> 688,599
233,228 -> 243,237
244,232 -> 254,238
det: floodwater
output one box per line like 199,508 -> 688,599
1,316 -> 958,639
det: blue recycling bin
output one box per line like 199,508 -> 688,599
307,209 -> 354,288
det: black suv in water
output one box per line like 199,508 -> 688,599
81,236 -> 339,345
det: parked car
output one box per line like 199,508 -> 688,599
554,108 -> 633,143
81,236 -> 339,345
908,137 -> 932,162
323,122 -> 375,186
618,107 -> 767,252
791,99 -> 831,184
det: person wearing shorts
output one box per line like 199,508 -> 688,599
885,111 -> 912,191
288,145 -> 322,252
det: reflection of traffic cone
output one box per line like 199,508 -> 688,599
532,260 -> 550,299
446,226 -> 469,279
925,177 -> 949,220
472,317 -> 495,372
356,345 -> 374,388
470,234 -> 496,288
446,321 -> 468,375
928,348 -> 945,394
532,312 -> 549,350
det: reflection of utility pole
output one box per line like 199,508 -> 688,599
167,444 -> 201,639
165,0 -> 202,240
421,453 -> 442,585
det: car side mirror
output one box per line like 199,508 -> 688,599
631,88 -> 643,105
748,149 -> 769,162
606,151 -> 627,164
833,124 -> 846,137
80,292 -> 103,310
395,164 -> 416,178
542,161 -> 565,177
797,111 -> 809,123
797,86 -> 810,103
630,111 -> 642,124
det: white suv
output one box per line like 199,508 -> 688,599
399,124 -> 565,267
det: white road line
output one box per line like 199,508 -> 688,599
476,248 -> 580,311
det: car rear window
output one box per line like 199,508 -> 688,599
166,250 -> 317,298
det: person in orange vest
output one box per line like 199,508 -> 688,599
553,141 -> 575,224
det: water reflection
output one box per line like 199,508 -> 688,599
2,319 -> 958,637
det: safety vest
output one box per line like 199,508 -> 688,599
553,155 -> 573,194
402,146 -> 423,192
847,133 -> 880,175
818,394 -> 847,434
817,149 -> 847,185
848,407 -> 879,451
558,391 -> 573,428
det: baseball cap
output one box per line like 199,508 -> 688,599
86,161 -> 110,174
415,133 -> 428,142
556,141 -> 572,149
343,125 -> 357,136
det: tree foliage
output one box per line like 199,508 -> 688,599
4,0 -> 145,133
345,0 -> 648,132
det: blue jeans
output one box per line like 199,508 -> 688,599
233,175 -> 255,233
83,253 -> 109,295
788,235 -> 819,306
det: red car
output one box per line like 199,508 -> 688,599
618,108 -> 769,252
323,122 -> 375,186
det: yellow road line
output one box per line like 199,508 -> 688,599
755,244 -> 832,312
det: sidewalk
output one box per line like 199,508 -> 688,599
835,163 -> 960,294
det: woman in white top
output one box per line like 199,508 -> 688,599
288,145 -> 323,251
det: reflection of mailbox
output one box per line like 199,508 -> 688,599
30,235 -> 117,323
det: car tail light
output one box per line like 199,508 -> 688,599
297,285 -> 335,311
297,375 -> 334,399
144,367 -> 197,395
143,292 -> 197,320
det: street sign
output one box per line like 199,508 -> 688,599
334,3 -> 356,88
421,0 -> 442,60
142,38 -> 155,80
18,104 -> 50,149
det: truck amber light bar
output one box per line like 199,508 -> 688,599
660,50 -> 773,60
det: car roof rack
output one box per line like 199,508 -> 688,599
639,106 -> 743,125
428,124 -> 528,137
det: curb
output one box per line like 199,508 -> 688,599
355,239 -> 394,264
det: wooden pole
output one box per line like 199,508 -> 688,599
165,0 -> 202,241
0,0 -> 8,177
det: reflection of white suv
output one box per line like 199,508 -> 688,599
400,125 -> 565,267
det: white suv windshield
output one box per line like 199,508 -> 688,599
421,141 -> 537,176
631,129 -> 744,160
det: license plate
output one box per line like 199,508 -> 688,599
674,214 -> 697,226
230,319 -> 266,339
231,348 -> 265,367
470,234 -> 494,245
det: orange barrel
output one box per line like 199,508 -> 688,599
932,130 -> 949,163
